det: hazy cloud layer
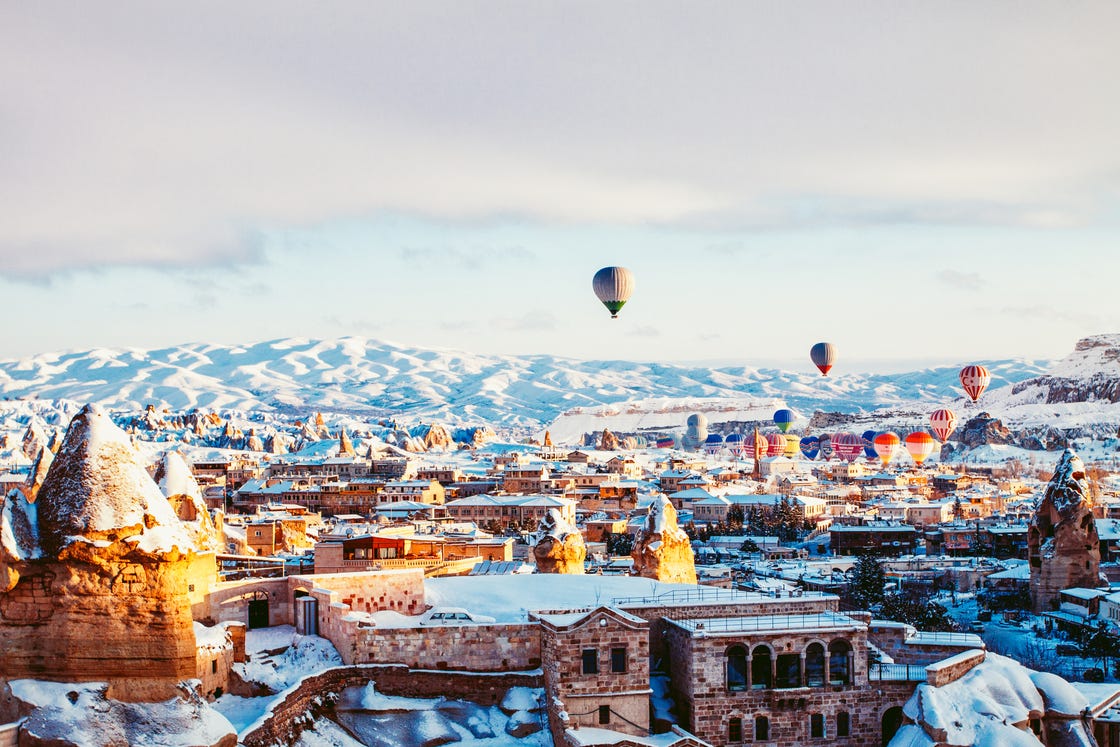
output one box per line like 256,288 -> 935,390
2,2 -> 1119,277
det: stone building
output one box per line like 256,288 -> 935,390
1029,449 -> 1101,613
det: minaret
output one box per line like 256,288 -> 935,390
753,426 -> 762,481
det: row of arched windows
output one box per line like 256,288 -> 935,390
726,640 -> 852,691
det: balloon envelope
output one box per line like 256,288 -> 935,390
799,436 -> 820,460
765,433 -> 786,457
930,409 -> 958,442
592,266 -> 635,319
773,408 -> 795,433
810,342 -> 836,375
831,432 -> 862,462
783,437 -> 800,458
905,431 -> 936,465
861,430 -> 878,460
959,365 -> 992,402
872,432 -> 901,466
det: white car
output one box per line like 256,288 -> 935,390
419,607 -> 496,625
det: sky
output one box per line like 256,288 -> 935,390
2,2 -> 1119,368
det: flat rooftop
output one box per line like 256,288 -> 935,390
668,610 -> 864,635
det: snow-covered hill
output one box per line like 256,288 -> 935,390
0,337 -> 1053,429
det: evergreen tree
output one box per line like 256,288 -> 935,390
847,554 -> 887,610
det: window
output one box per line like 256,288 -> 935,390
611,647 -> 627,673
211,659 -> 217,674
776,653 -> 801,688
726,645 -> 748,691
728,717 -> 742,742
805,643 -> 825,687
751,646 -> 772,689
755,716 -> 769,741
598,705 -> 610,724
810,713 -> 825,738
837,712 -> 850,737
582,649 -> 599,675
828,640 -> 852,685
254,530 -> 262,537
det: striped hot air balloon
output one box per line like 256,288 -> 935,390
831,432 -> 863,462
905,431 -> 936,466
773,408 -> 795,433
930,409 -> 958,442
799,436 -> 820,460
872,431 -> 901,467
592,266 -> 635,319
766,433 -> 786,457
959,365 -> 992,402
725,432 -> 745,455
810,342 -> 836,375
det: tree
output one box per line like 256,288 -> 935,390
847,554 -> 887,611
740,538 -> 760,553
879,588 -> 957,632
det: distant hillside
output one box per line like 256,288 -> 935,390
0,336 -> 1053,428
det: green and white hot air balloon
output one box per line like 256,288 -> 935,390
592,266 -> 635,319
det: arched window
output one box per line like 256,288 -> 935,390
776,653 -> 801,688
810,713 -> 825,738
755,715 -> 770,741
751,645 -> 772,689
828,640 -> 852,686
805,642 -> 826,687
837,711 -> 850,737
728,717 -> 742,742
726,645 -> 748,692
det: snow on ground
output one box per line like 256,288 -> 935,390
295,719 -> 368,747
10,679 -> 235,747
246,624 -> 300,653
236,632 -> 343,692
423,575 -> 705,623
331,684 -> 551,747
212,693 -> 274,733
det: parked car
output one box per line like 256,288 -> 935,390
977,609 -> 992,622
1083,668 -> 1105,682
1056,644 -> 1081,657
419,607 -> 496,625
968,621 -> 985,633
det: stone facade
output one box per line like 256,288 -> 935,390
1029,449 -> 1101,613
536,607 -> 651,740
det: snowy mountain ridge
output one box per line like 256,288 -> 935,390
0,335 -> 1081,429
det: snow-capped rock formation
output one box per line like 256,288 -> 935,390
532,508 -> 586,575
890,652 -> 1093,747
631,495 -> 697,584
154,451 -> 222,553
0,404 -> 211,703
1029,449 -> 1100,614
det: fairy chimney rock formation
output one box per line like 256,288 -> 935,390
598,428 -> 620,451
154,451 -> 222,553
533,509 -> 586,574
338,428 -> 356,457
0,404 -> 202,702
1029,449 -> 1100,614
632,494 -> 697,584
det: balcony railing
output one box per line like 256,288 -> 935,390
869,663 -> 927,681
673,612 -> 857,634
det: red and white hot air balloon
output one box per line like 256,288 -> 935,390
905,431 -> 936,466
766,433 -> 786,457
872,431 -> 901,467
831,432 -> 863,462
930,409 -> 958,442
959,365 -> 992,402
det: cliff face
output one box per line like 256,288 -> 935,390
0,404 -> 203,702
631,495 -> 697,584
1012,335 -> 1120,404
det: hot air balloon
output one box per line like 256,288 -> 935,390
725,432 -> 745,455
930,409 -> 958,443
831,432 -> 863,462
810,342 -> 836,376
861,430 -> 878,460
783,436 -> 800,458
872,431 -> 901,467
773,408 -> 795,433
959,365 -> 992,402
799,436 -> 820,460
592,266 -> 635,319
752,431 -> 768,458
765,433 -> 786,457
905,431 -> 935,466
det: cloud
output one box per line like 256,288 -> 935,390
493,312 -> 558,333
936,270 -> 985,291
631,325 -> 662,338
400,247 -> 535,271
2,3 -> 1119,276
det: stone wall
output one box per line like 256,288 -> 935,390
925,650 -> 985,687
0,722 -> 17,747
240,665 -> 541,747
538,608 -> 650,737
347,622 -> 541,670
